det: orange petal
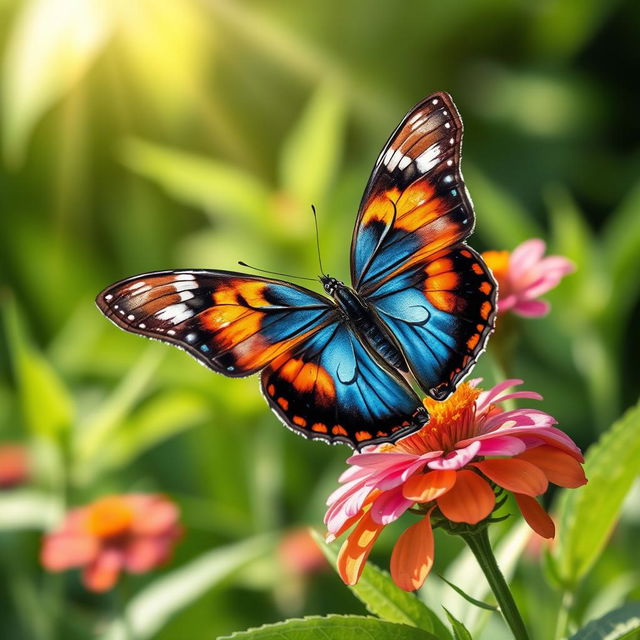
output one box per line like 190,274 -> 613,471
516,446 -> 587,488
336,511 -> 384,585
437,470 -> 495,524
473,458 -> 548,496
403,469 -> 457,502
82,549 -> 123,592
390,512 -> 435,591
514,493 -> 555,539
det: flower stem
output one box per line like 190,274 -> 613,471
460,528 -> 530,640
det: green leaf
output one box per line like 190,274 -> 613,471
219,615 -> 439,640
438,576 -> 497,612
88,390 -> 209,476
103,535 -> 275,640
2,0 -> 112,163
554,400 -> 640,586
547,185 -> 604,318
464,165 -> 541,249
279,83 -> 346,206
311,530 -> 451,638
121,139 -> 271,225
443,608 -> 474,640
569,602 -> 640,640
73,347 -> 163,481
602,180 -> 640,325
3,299 -> 74,440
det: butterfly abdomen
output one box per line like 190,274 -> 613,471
331,283 -> 408,372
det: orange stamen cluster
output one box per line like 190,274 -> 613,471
85,496 -> 134,538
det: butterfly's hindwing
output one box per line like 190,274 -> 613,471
261,322 -> 426,450
96,270 -> 336,377
369,245 -> 497,399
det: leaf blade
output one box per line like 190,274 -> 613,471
311,529 -> 451,638
219,615 -> 439,640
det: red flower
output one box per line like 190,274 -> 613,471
0,443 -> 29,489
41,494 -> 182,592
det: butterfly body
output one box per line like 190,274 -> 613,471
97,92 -> 497,450
322,276 -> 408,372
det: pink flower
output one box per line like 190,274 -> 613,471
482,239 -> 574,317
278,528 -> 328,576
41,494 -> 182,592
0,443 -> 29,489
324,380 -> 586,592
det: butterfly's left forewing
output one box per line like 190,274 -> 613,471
96,270 -> 337,377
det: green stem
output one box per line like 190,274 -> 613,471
554,590 -> 574,640
460,528 -> 530,640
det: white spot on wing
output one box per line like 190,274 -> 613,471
173,281 -> 195,293
175,273 -> 196,281
127,314 -> 135,321
139,323 -> 146,329
128,282 -> 145,291
397,154 -> 411,170
155,303 -> 194,325
105,294 -> 113,301
416,144 -> 441,173
178,291 -> 195,301
167,329 -> 176,336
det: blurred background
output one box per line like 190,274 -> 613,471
1,0 -> 639,638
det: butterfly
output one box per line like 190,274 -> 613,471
96,92 -> 497,451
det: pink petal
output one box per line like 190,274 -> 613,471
370,488 -> 414,525
427,441 -> 481,471
346,452 -> 420,468
476,379 -> 524,412
130,497 -> 179,536
509,239 -> 546,279
475,435 -> 526,457
512,299 -> 550,317
497,294 -> 517,313
41,534 -> 99,570
125,537 -> 172,573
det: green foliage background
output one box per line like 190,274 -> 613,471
0,1 -> 639,638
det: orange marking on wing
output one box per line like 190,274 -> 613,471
332,425 -> 347,436
425,257 -> 454,276
267,384 -> 275,396
276,357 -> 336,405
312,423 -> 328,433
425,272 -> 460,291
355,431 -> 373,442
293,416 -> 307,427
361,192 -> 395,225
467,333 -> 480,350
480,301 -> 492,320
480,281 -> 492,294
277,397 -> 289,410
427,291 -> 466,314
476,324 -> 485,332
460,249 -> 472,258
376,430 -> 389,438
471,263 -> 484,275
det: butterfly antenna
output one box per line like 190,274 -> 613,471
237,261 -> 317,282
311,205 -> 326,276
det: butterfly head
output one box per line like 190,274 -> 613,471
320,275 -> 342,296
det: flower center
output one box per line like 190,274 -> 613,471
86,496 -> 134,538
391,383 -> 481,454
